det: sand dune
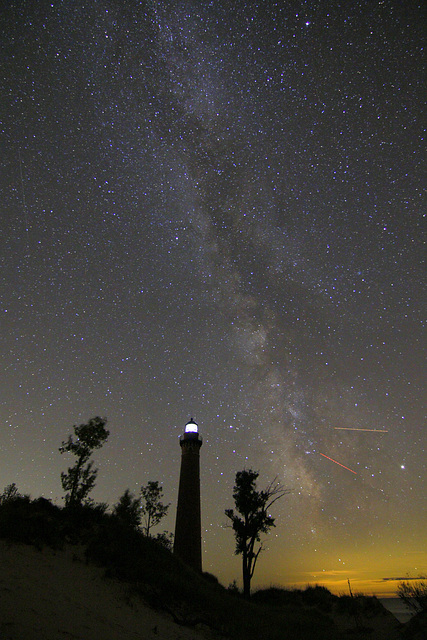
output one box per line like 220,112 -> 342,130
1,538 -> 410,640
0,540 -> 222,640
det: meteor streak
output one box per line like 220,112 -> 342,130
320,453 -> 357,474
334,427 -> 388,433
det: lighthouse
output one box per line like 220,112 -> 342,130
173,418 -> 203,572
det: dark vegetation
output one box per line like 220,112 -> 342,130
225,469 -> 289,597
397,578 -> 427,614
0,490 -> 407,640
59,416 -> 109,507
397,579 -> 427,640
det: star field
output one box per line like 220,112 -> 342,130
1,1 -> 425,594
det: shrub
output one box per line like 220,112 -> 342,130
302,585 -> 335,612
0,496 -> 62,548
397,579 -> 427,613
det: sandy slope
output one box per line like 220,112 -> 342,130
0,540 -> 221,640
0,539 -> 406,640
330,607 -> 403,640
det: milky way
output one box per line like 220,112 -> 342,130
1,1 -> 425,593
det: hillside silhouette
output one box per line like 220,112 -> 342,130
0,495 -> 412,640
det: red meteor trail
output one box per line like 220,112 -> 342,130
334,427 -> 388,433
320,453 -> 357,474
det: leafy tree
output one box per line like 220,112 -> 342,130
59,417 -> 109,507
154,530 -> 174,551
397,578 -> 427,613
225,469 -> 288,598
140,481 -> 169,537
0,483 -> 22,505
113,489 -> 142,529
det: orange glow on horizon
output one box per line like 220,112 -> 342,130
289,578 -> 402,598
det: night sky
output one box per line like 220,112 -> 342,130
1,1 -> 425,596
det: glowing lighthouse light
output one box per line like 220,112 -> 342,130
185,419 -> 198,433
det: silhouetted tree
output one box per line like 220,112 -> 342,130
140,481 -> 169,537
59,417 -> 109,507
225,469 -> 288,598
397,578 -> 427,613
0,483 -> 22,504
154,530 -> 174,551
113,489 -> 142,529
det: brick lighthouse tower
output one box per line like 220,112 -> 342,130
174,418 -> 203,572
